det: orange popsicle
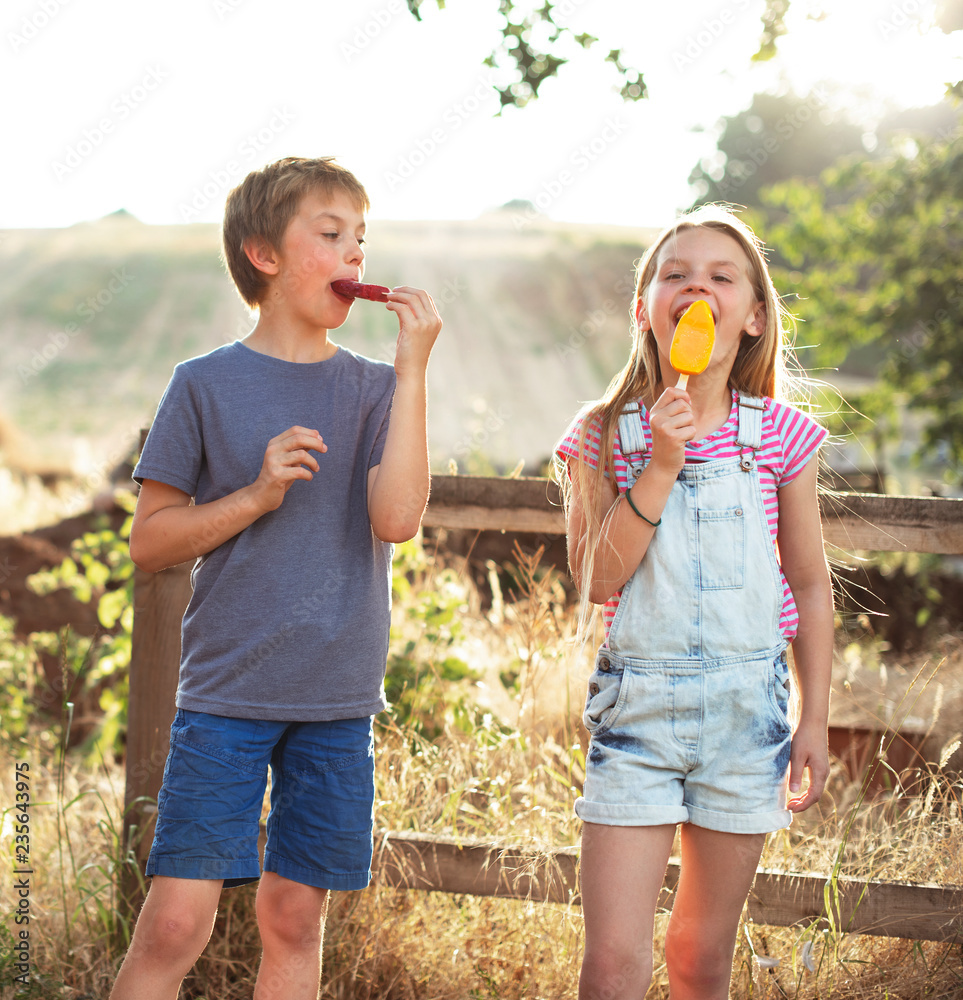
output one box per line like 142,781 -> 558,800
670,300 -> 715,389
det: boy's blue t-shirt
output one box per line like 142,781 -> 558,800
133,340 -> 397,722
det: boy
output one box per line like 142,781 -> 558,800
110,156 -> 441,999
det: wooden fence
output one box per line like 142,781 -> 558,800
124,476 -> 963,941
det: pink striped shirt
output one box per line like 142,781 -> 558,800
557,390 -> 827,642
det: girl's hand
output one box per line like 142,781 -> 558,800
787,720 -> 830,812
647,386 -> 694,475
386,285 -> 442,379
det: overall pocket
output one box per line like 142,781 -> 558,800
582,653 -> 627,737
697,506 -> 746,590
764,653 -> 792,733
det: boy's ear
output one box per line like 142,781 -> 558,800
744,301 -> 766,339
243,236 -> 280,276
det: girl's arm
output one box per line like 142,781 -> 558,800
567,387 -> 691,605
567,457 -> 677,605
777,455 -> 834,812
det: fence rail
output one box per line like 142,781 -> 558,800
423,475 -> 963,555
374,831 -> 963,942
123,476 -> 963,936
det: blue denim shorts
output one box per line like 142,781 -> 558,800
576,647 -> 792,834
146,709 -> 375,890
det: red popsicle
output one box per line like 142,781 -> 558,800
331,279 -> 390,302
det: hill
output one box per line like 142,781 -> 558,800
0,211 -> 653,480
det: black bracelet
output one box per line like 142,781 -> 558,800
624,488 -> 662,527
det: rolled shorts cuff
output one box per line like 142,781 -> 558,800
686,802 -> 792,835
264,848 -> 371,891
146,853 -> 261,887
575,796 -> 688,827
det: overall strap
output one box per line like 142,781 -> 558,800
617,402 -> 648,475
736,394 -> 765,471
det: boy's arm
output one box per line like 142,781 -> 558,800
367,286 -> 442,543
777,455 -> 834,812
130,426 -> 328,572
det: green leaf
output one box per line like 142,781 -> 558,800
97,589 -> 129,630
86,560 -> 111,590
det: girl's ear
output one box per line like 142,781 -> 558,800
744,301 -> 766,339
243,237 -> 280,276
635,298 -> 650,331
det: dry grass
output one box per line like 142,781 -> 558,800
3,547 -> 963,998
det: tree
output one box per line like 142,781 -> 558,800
762,128 -> 963,475
407,0 -> 646,109
688,91 -> 866,209
410,1 -> 961,112
688,92 -> 963,211
760,0 -> 963,91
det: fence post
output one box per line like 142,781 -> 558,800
121,559 -> 192,914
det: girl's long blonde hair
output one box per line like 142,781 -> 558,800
558,204 -> 803,619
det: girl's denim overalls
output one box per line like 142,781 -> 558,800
576,395 -> 793,834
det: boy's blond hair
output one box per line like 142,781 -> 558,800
222,156 -> 370,308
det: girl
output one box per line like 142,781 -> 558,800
556,205 -> 833,1000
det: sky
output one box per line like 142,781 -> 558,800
2,0 -> 960,232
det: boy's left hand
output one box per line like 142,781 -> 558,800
385,286 -> 442,377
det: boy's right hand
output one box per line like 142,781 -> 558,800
385,285 -> 442,378
647,386 -> 693,475
250,426 -> 327,511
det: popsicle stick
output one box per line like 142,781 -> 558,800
676,373 -> 689,390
